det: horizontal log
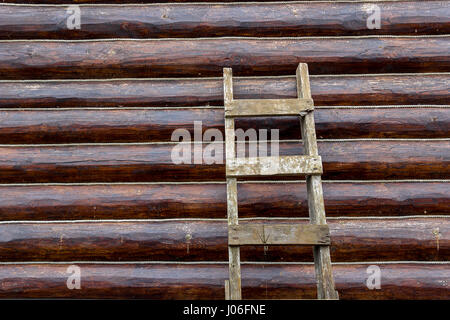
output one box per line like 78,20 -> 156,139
0,263 -> 447,299
0,37 -> 448,79
1,2 -> 448,39
0,218 -> 446,262
0,181 -> 447,221
1,74 -> 447,108
0,107 -> 448,144
0,141 -> 448,183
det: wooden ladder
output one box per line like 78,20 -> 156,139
223,63 -> 339,300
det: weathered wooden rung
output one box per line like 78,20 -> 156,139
226,155 -> 322,177
228,224 -> 330,246
225,98 -> 314,117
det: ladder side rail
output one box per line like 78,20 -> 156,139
296,63 -> 339,300
224,68 -> 242,300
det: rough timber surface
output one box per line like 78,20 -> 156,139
0,182 -> 447,220
0,263 -> 447,300
0,37 -> 448,79
0,107 -> 449,144
0,140 -> 448,183
1,74 -> 447,108
1,1 -> 448,39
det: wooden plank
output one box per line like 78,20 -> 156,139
227,155 -> 322,177
225,98 -> 313,117
228,224 -> 330,246
297,63 -> 338,300
224,68 -> 242,300
226,178 -> 241,300
224,280 -> 230,300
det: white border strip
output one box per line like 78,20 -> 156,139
0,261 -> 447,265
0,105 -> 448,111
0,138 -> 448,147
0,72 -> 448,82
0,215 -> 447,224
0,179 -> 448,186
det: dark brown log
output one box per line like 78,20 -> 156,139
0,263 -> 447,299
0,182 -> 448,221
0,107 -> 448,144
1,74 -> 447,108
0,37 -> 448,79
0,140 -> 448,183
0,218 -> 446,262
1,2 -> 448,39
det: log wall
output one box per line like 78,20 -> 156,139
0,0 -> 448,299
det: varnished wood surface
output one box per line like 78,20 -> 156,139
0,107 -> 448,144
1,74 -> 447,108
1,1 -> 448,39
0,263 -> 447,299
0,182 -> 447,221
0,217 -> 446,262
0,37 -> 448,79
0,141 -> 448,183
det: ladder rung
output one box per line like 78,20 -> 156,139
225,98 -> 313,117
226,155 -> 322,177
228,224 -> 330,246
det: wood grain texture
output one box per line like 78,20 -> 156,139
0,218 -> 447,262
297,62 -> 338,299
0,37 -> 448,79
226,156 -> 323,177
223,67 -> 241,300
0,141 -> 447,183
0,107 -> 448,144
228,224 -> 330,246
0,182 -> 447,221
225,98 -> 314,117
3,1 -> 447,39
0,263 -> 447,299
0,0 -> 448,302
0,74 -> 447,108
